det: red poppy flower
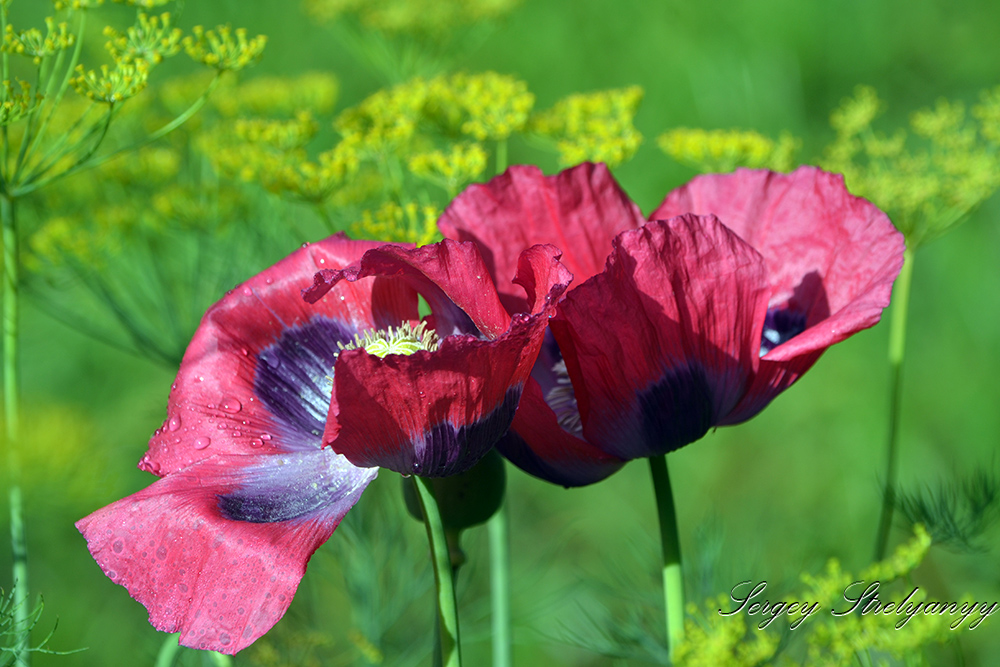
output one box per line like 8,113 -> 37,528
76,234 -> 570,653
439,163 -> 905,486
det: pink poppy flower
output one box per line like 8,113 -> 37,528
76,234 -> 570,653
439,163 -> 905,486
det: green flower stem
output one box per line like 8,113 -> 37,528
16,73 -> 222,198
412,476 -> 462,667
19,10 -> 88,178
874,245 -> 915,560
3,194 -> 29,667
488,496 -> 512,667
153,634 -> 181,667
495,139 -> 508,176
648,454 -> 684,661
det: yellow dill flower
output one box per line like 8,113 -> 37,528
303,0 -> 522,36
99,145 -> 181,185
351,200 -> 440,245
211,72 -> 339,118
0,79 -> 37,126
71,60 -> 150,104
407,142 -> 487,195
529,86 -> 643,167
3,18 -> 75,64
673,594 -> 781,667
234,112 -> 319,151
427,72 -> 534,141
658,127 -> 799,173
112,0 -> 172,7
335,78 -> 429,156
822,86 -> 1000,247
183,25 -> 266,72
52,0 -> 104,9
972,85 -> 1000,145
104,12 -> 182,65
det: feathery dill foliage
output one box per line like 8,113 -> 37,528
895,469 -> 1000,552
303,0 -> 524,81
1,588 -> 80,664
821,85 -> 1000,248
242,482 -> 435,667
657,127 -> 799,173
200,70 -> 644,243
1,1 -> 266,365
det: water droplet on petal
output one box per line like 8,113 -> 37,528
232,430 -> 242,437
194,437 -> 211,450
249,438 -> 263,448
167,416 -> 181,432
242,286 -> 253,296
260,433 -> 271,441
221,397 -> 242,413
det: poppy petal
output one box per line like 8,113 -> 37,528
496,378 -> 625,487
76,450 -> 376,654
550,215 -> 770,459
438,162 -> 644,312
305,239 -> 509,339
652,167 -> 905,423
145,235 -> 417,477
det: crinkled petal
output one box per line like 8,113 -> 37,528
496,378 -> 625,487
76,450 -> 376,654
145,235 -> 417,477
652,167 -> 905,423
305,239 -> 509,339
551,215 -> 770,459
438,163 -> 644,312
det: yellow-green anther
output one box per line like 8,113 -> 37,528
338,321 -> 440,359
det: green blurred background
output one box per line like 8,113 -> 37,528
2,0 -> 999,665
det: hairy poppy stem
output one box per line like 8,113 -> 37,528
488,494 -> 512,667
2,194 -> 30,667
649,454 -> 684,660
874,246 -> 914,560
413,476 -> 462,667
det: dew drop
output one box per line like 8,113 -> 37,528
260,433 -> 272,441
112,540 -> 124,554
265,277 -> 273,285
242,286 -> 253,296
339,295 -> 345,301
319,258 -> 325,264
240,347 -> 249,357
249,438 -> 263,448
221,397 -> 242,413
232,430 -> 242,437
167,416 -> 181,432
194,437 -> 211,450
